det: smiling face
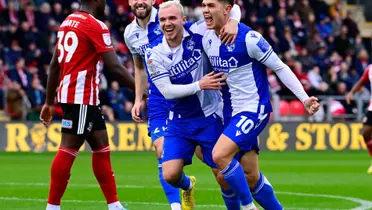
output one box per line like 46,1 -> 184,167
158,4 -> 185,45
129,0 -> 155,20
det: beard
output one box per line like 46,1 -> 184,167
132,5 -> 152,19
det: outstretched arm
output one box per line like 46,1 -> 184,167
101,51 -> 135,92
246,31 -> 319,115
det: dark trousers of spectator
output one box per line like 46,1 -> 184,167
0,89 -> 4,110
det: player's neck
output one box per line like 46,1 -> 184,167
167,34 -> 183,48
136,14 -> 151,29
80,5 -> 96,17
215,17 -> 230,37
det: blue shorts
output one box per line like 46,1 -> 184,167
223,111 -> 270,155
162,113 -> 223,168
148,117 -> 168,142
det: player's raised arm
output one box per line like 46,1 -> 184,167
346,67 -> 370,104
245,31 -> 319,115
100,51 -> 135,92
145,49 -> 225,99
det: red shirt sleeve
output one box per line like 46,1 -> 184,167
88,20 -> 114,53
361,67 -> 370,84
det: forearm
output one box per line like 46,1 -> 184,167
266,54 -> 309,103
350,81 -> 364,94
112,63 -> 135,92
154,77 -> 201,99
134,67 -> 147,103
45,66 -> 60,105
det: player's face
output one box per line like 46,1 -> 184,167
202,0 -> 230,30
130,0 -> 154,20
159,5 -> 186,43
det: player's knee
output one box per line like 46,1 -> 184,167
162,169 -> 180,184
212,150 -> 228,169
245,170 -> 260,189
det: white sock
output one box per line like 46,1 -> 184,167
108,201 -> 124,210
170,202 -> 182,210
242,202 -> 256,210
46,203 -> 60,210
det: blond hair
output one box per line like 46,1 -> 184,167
159,0 -> 184,16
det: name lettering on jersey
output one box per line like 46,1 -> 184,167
60,20 -> 80,28
209,56 -> 238,72
169,49 -> 202,79
137,44 -> 151,57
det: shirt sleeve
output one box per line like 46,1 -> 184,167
145,48 -> 201,99
246,31 -> 309,103
230,4 -> 241,23
89,20 -> 114,53
124,26 -> 140,57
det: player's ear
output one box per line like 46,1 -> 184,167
183,16 -> 187,24
152,0 -> 156,6
129,0 -> 132,6
223,4 -> 232,15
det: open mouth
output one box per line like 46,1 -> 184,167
135,6 -> 146,12
204,14 -> 213,25
164,26 -> 175,33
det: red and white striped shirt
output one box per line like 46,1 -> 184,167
56,12 -> 114,106
360,64 -> 372,111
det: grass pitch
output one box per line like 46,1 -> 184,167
0,151 -> 371,209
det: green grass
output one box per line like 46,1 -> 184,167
0,151 -> 371,209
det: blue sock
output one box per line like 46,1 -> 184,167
158,159 -> 180,204
252,172 -> 282,210
173,171 -> 191,191
221,158 -> 253,205
221,188 -> 240,210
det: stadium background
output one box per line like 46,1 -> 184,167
0,0 -> 372,209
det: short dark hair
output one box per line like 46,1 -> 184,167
218,0 -> 234,6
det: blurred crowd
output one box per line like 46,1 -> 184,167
0,0 -> 371,121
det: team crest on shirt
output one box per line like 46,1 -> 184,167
135,33 -> 139,39
226,43 -> 235,52
146,51 -> 152,59
102,33 -> 112,46
154,26 -> 162,35
186,39 -> 195,51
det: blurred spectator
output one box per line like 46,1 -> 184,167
334,25 -> 352,57
343,11 -> 359,39
6,81 -> 30,120
108,81 -> 132,121
26,77 -> 44,121
0,0 -> 369,121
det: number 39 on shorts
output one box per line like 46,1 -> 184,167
57,31 -> 79,63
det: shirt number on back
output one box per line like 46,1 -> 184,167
57,31 -> 79,63
236,116 -> 254,134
